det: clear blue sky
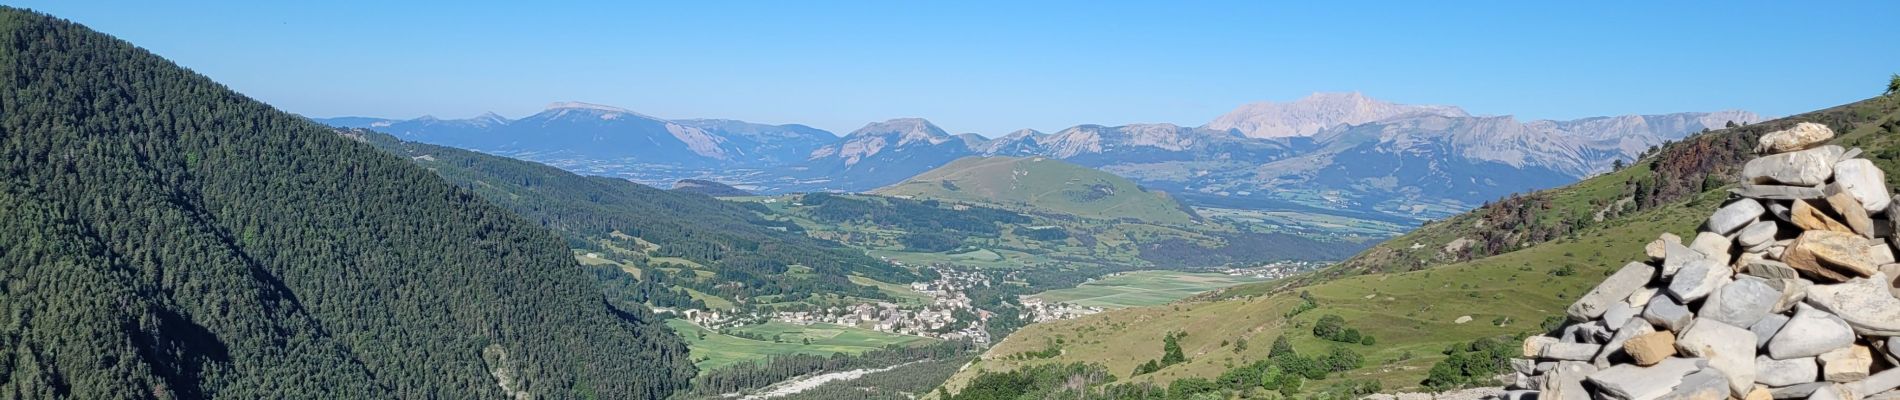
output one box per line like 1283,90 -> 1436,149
14,1 -> 1898,135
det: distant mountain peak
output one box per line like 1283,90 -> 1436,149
807,118 -> 962,167
469,111 -> 510,126
847,118 -> 951,143
1205,92 -> 1469,138
538,101 -> 660,121
544,101 -> 635,114
1002,128 -> 1043,139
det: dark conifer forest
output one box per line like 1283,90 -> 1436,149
0,7 -> 693,398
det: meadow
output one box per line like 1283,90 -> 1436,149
668,320 -> 940,371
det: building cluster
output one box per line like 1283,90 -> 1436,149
1220,259 -> 1329,280
1017,296 -> 1103,323
770,265 -> 999,343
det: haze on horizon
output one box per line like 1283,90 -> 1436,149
15,0 -> 1899,135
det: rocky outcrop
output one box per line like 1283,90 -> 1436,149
1502,124 -> 1900,400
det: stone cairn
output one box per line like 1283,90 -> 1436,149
1502,122 -> 1900,400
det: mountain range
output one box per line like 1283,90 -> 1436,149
323,102 -> 833,167
319,94 -> 1759,223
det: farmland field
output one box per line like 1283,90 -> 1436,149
667,320 -> 939,371
1028,270 -> 1266,309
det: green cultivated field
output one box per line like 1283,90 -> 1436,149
1030,270 -> 1266,309
667,320 -> 938,371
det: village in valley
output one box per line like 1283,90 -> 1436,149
672,265 -> 1001,344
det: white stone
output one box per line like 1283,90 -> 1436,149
1644,294 -> 1695,332
1669,368 -> 1733,400
1767,304 -> 1857,359
1667,258 -> 1732,303
1746,259 -> 1801,281
1756,122 -> 1835,154
1770,202 -> 1795,222
1539,342 -> 1603,361
1810,384 -> 1849,400
1691,231 -> 1734,262
1851,368 -> 1900,400
1511,358 -> 1536,375
1770,278 -> 1812,314
1834,158 -> 1891,213
1626,288 -> 1658,308
1756,355 -> 1819,388
1542,366 -> 1592,400
1705,275 -> 1780,327
1743,146 -> 1842,186
1664,241 -> 1706,277
1710,200 -> 1768,235
1734,183 -> 1827,200
1601,302 -> 1641,331
1585,357 -> 1704,400
1740,220 -> 1780,248
1675,318 -> 1757,397
1568,262 -> 1656,321
1768,382 -> 1830,399
1750,313 -> 1790,349
1803,272 -> 1900,336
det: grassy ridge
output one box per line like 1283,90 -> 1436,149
877,156 -> 1199,224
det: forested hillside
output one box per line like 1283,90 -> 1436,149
363,132 -> 920,308
0,7 -> 692,398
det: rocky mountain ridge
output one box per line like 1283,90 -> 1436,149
319,102 -> 833,167
317,95 -> 1758,222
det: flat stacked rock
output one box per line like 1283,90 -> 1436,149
1500,123 -> 1900,400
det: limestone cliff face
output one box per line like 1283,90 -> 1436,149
1202,92 -> 1471,139
808,118 -> 962,166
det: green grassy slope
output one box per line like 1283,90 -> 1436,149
945,93 -> 1900,393
876,156 -> 1200,224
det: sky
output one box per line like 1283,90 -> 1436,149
13,1 -> 1900,136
